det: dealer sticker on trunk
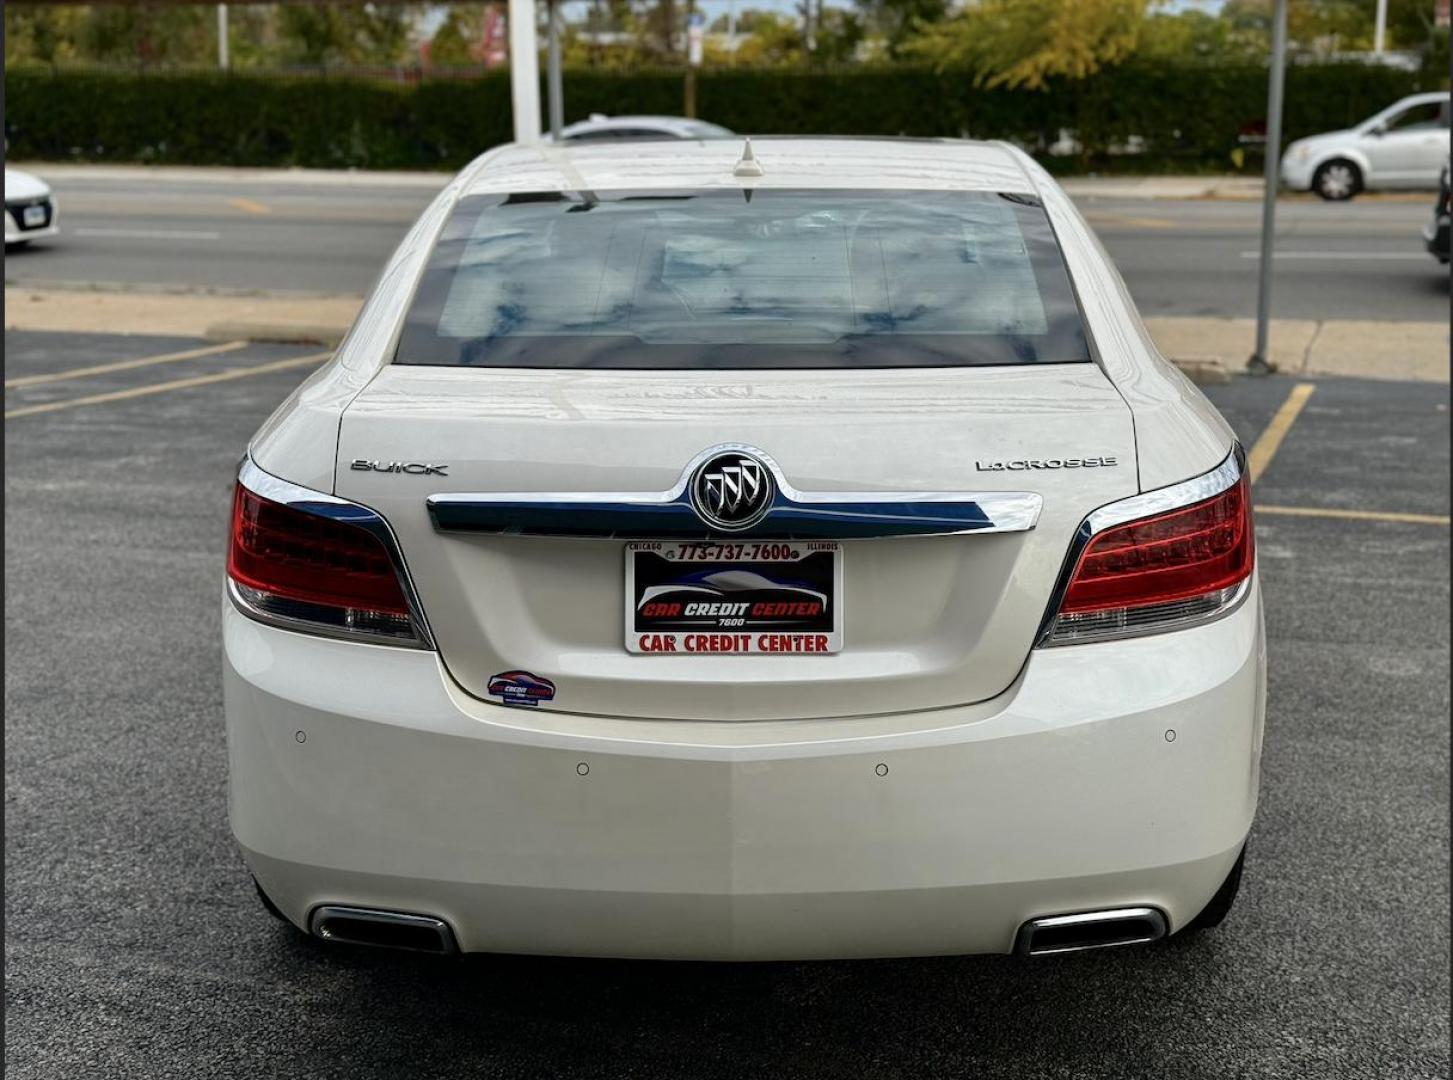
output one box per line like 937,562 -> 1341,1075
625,541 -> 842,655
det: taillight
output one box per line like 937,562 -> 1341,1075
1041,454 -> 1254,646
227,479 -> 425,646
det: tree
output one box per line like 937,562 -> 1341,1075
708,8 -> 784,34
275,4 -> 416,68
853,0 -> 949,55
562,1 -> 663,68
429,5 -> 489,66
815,7 -> 865,63
732,11 -> 806,64
1220,0 -> 1441,52
4,5 -> 85,68
1223,0 -> 1364,50
902,0 -> 1147,89
80,4 -> 214,68
1137,9 -> 1241,61
642,0 -> 678,58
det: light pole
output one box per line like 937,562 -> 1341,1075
1248,0 -> 1288,376
546,0 -> 564,139
685,3 -> 703,119
509,0 -> 542,142
217,3 -> 230,70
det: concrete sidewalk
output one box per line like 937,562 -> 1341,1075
4,287 -> 363,345
2,162 -> 1272,200
17,162 -> 1441,202
1145,316 -> 1449,382
1060,176 -> 1265,200
13,162 -> 452,189
6,286 -> 1446,383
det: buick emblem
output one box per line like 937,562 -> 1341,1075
690,450 -> 775,531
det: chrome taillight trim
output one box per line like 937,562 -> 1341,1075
230,456 -> 436,650
1035,445 -> 1251,648
1086,446 -> 1244,534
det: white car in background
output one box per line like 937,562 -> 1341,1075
1282,90 -> 1451,200
551,114 -> 734,142
226,137 -> 1263,960
4,167 -> 58,245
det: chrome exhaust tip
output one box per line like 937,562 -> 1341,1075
308,905 -> 458,955
1015,906 -> 1168,956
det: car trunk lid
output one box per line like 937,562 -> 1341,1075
335,362 -> 1136,720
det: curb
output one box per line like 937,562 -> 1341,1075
1168,357 -> 1232,385
204,321 -> 350,347
13,162 -> 451,189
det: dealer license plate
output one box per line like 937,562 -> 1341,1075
22,205 -> 46,228
625,540 -> 842,655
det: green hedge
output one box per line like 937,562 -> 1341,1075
3,61 -> 1442,172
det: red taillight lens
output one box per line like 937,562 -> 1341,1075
228,485 -> 417,641
1061,474 -> 1254,615
1044,471 -> 1254,645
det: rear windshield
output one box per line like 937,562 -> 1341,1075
395,188 -> 1090,370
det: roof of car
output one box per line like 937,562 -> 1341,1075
562,115 -> 717,133
462,137 -> 1036,197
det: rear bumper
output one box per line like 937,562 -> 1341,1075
226,577 -> 1265,960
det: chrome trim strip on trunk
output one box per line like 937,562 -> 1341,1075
427,444 -> 1042,540
233,456 -> 437,649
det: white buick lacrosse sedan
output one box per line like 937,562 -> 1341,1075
225,137 -> 1263,960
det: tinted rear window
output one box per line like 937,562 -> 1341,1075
395,189 -> 1090,369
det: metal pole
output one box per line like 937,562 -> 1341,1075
684,0 -> 698,119
508,0 -> 542,142
546,0 -> 564,139
217,3 -> 229,70
1374,0 -> 1388,53
1248,0 -> 1288,375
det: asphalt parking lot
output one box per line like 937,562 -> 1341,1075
5,330 -> 1449,1079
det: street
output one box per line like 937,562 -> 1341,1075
4,327 -> 1448,1078
3,167 -> 1447,322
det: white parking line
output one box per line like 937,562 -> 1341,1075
5,340 -> 249,389
74,227 -> 221,241
1238,250 -> 1426,260
5,352 -> 329,419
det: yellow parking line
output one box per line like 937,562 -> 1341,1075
1247,382 -> 1316,484
228,197 -> 272,216
1257,504 -> 1449,527
5,352 -> 330,419
4,340 -> 250,389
